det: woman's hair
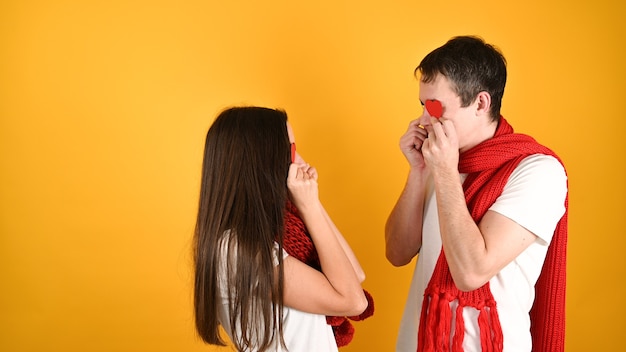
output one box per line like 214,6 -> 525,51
193,106 -> 291,350
415,35 -> 507,121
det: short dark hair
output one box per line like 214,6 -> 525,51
415,35 -> 507,121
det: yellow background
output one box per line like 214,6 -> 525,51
1,0 -> 624,351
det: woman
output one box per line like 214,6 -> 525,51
193,106 -> 368,351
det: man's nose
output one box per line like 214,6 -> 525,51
419,112 -> 434,127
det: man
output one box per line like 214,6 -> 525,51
385,36 -> 568,352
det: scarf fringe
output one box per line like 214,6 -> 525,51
417,289 -> 503,352
478,306 -> 491,352
452,304 -> 464,351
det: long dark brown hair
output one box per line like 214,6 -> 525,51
193,106 -> 291,350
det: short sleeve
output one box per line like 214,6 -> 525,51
272,242 -> 289,266
490,154 -> 567,244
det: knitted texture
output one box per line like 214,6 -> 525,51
282,201 -> 374,347
416,117 -> 568,352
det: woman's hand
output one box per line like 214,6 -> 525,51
287,163 -> 320,212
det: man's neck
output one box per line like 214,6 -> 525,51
459,118 -> 499,153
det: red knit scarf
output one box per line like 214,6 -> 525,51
282,201 -> 375,347
417,117 -> 568,352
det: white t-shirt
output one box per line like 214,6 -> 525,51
217,237 -> 338,352
396,154 -> 568,352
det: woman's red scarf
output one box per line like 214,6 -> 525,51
282,201 -> 375,347
417,117 -> 568,352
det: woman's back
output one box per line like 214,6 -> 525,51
216,234 -> 338,352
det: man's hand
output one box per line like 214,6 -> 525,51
400,119 -> 429,169
422,119 -> 460,174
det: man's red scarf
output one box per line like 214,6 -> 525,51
417,117 -> 568,352
282,201 -> 375,347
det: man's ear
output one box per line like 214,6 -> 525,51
475,91 -> 492,116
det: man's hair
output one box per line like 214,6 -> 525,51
415,35 -> 507,121
193,106 -> 291,351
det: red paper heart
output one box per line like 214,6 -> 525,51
425,99 -> 443,118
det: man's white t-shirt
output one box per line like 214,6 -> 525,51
396,154 -> 568,352
217,237 -> 338,352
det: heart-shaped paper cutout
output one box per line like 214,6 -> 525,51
425,99 -> 443,118
290,143 -> 296,163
